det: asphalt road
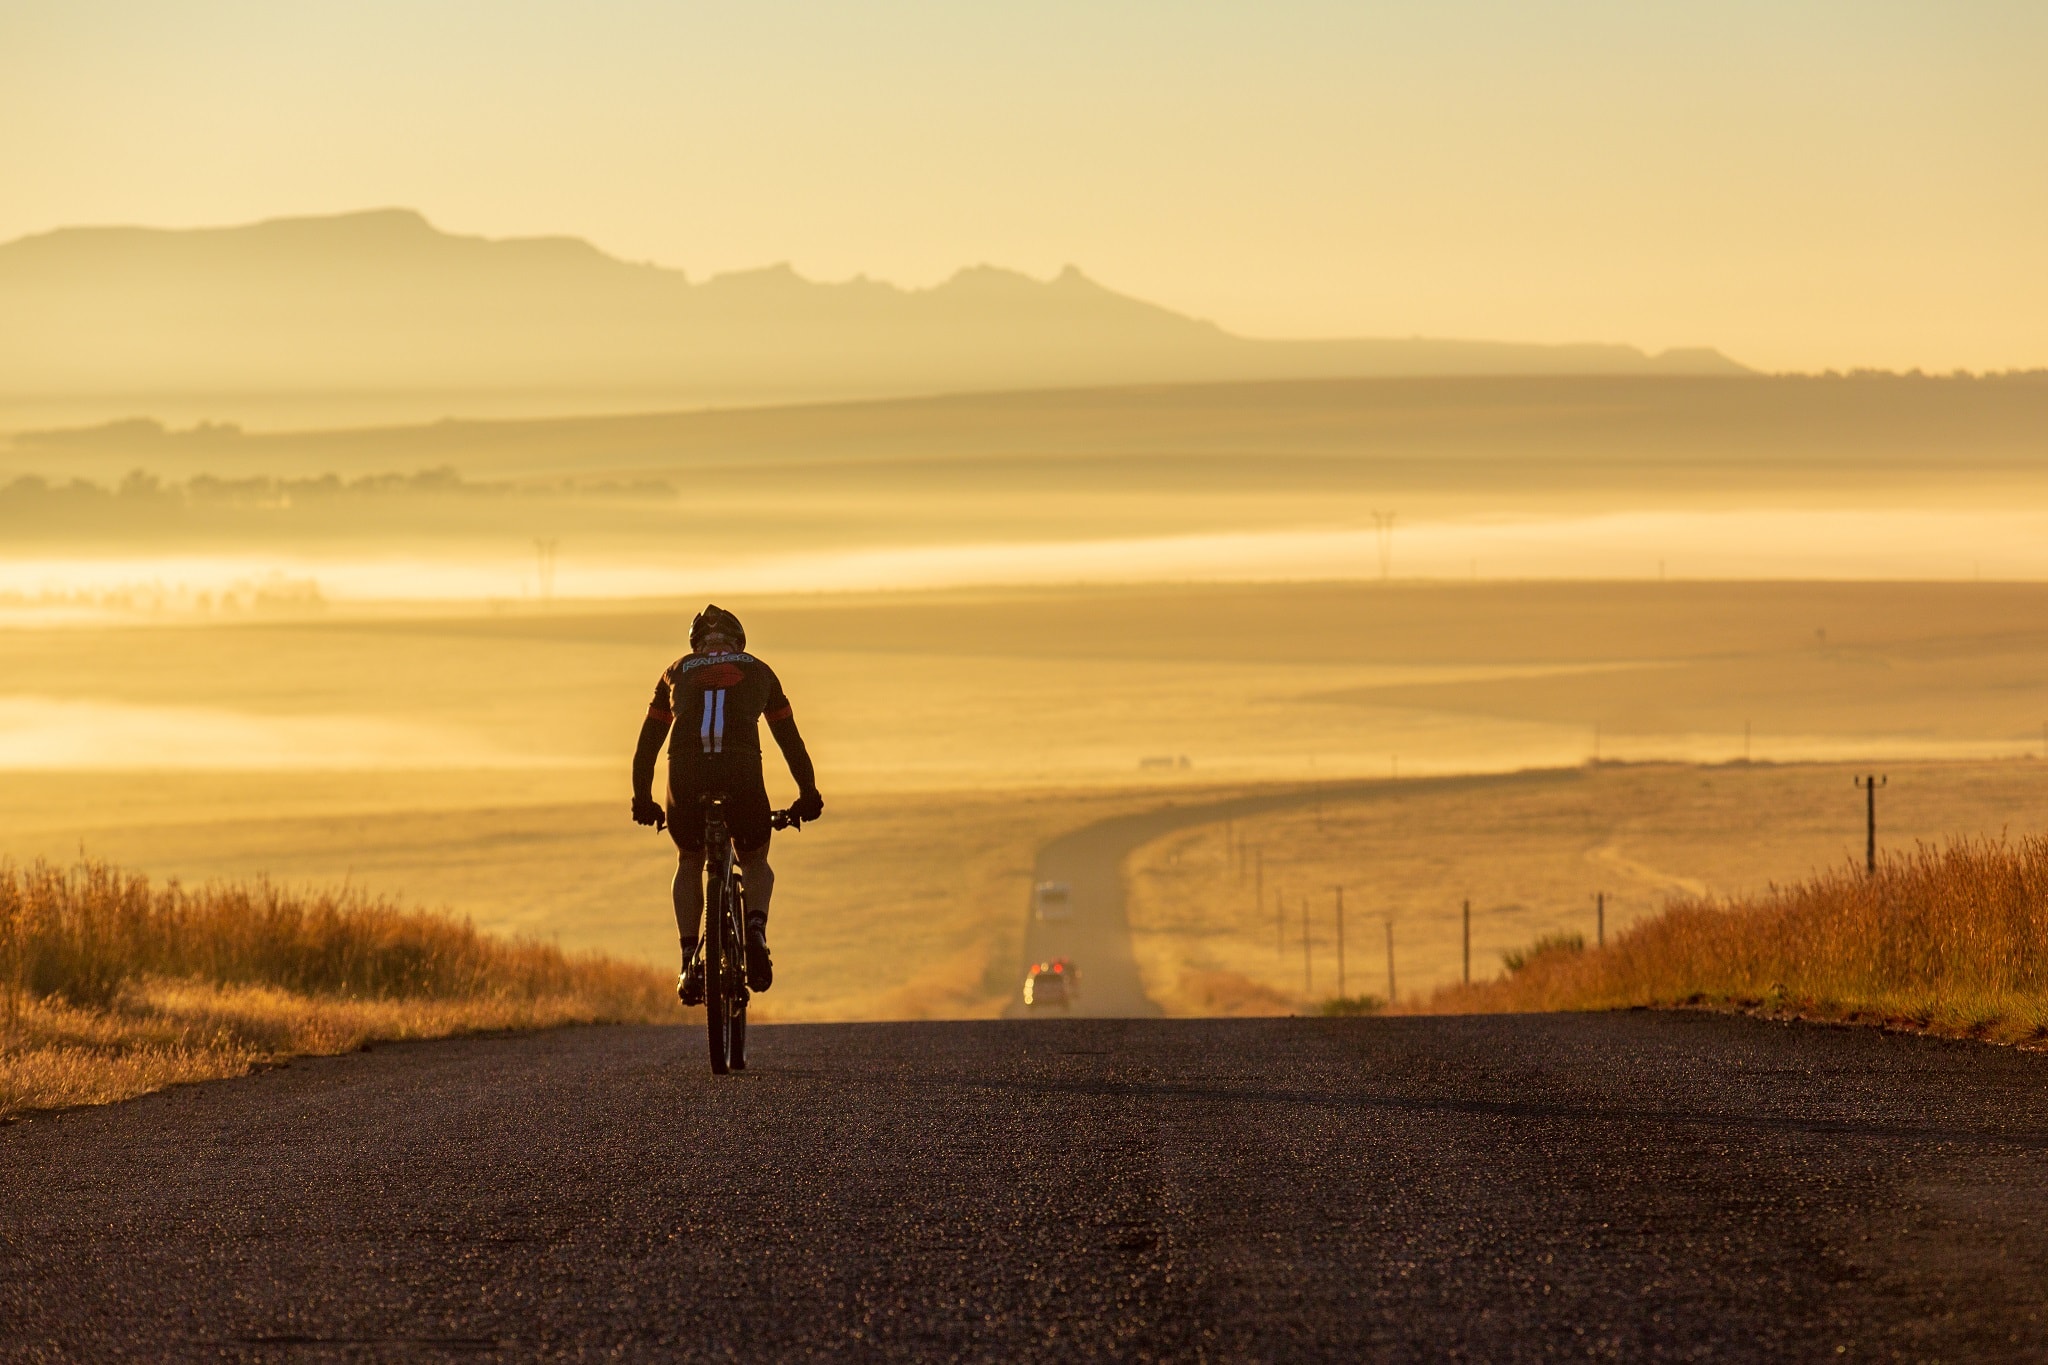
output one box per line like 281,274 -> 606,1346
1009,771 -> 1582,1017
7,1012 -> 2048,1361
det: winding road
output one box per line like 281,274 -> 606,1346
1009,769 -> 1583,1017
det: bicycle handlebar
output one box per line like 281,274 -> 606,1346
637,797 -> 810,834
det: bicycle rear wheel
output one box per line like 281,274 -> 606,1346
704,852 -> 733,1075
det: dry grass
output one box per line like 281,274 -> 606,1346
1174,969 -> 1303,1017
0,859 -> 673,1118
1126,761 -> 2048,1011
1412,836 -> 2048,1045
3,779 -> 1232,1022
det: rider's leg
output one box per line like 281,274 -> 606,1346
730,781 -> 777,992
673,847 -> 707,958
737,844 -> 773,933
737,842 -> 774,992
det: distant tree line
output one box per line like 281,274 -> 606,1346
0,468 -> 677,524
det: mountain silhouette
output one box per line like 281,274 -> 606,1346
0,209 -> 1747,407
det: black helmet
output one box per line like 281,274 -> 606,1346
690,604 -> 746,651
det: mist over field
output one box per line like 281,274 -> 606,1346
8,371 -> 2048,610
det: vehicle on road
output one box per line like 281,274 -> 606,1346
1033,881 -> 1072,921
1023,959 -> 1078,1008
694,797 -> 808,1074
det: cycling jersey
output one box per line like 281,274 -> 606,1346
647,650 -> 792,773
634,649 -> 816,852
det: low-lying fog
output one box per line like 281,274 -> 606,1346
3,504 -> 2045,612
4,376 -> 2046,1011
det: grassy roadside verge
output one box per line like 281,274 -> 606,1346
1411,836 -> 2048,1046
0,859 -> 673,1119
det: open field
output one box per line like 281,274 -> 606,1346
12,761 -> 2048,1025
10,580 -> 2048,783
1124,759 -> 2048,1015
7,580 -> 2048,1022
0,787 -> 1190,1024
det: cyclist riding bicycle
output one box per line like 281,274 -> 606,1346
631,604 -> 823,1002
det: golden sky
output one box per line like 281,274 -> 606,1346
4,1 -> 2043,372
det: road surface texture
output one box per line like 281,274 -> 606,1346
6,1012 -> 2048,1361
1010,771 -> 1580,1017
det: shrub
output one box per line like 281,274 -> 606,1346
0,859 -> 674,1118
1416,836 -> 2048,1044
1501,932 -> 1584,975
0,859 -> 659,1012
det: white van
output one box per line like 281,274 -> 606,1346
1033,882 -> 1073,921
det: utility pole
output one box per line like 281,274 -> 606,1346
1371,510 -> 1396,581
1856,775 -> 1887,875
1302,899 -> 1311,995
1385,918 -> 1396,1004
533,538 -> 559,602
1596,891 -> 1605,948
1335,886 -> 1346,999
1462,898 -> 1471,985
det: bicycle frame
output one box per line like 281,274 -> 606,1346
698,796 -> 750,1075
688,797 -> 806,1076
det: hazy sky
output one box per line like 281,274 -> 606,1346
5,1 -> 2044,372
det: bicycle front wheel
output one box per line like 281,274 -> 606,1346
704,855 -> 733,1075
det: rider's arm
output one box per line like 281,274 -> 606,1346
766,711 -> 817,796
762,674 -> 819,800
632,675 -> 675,803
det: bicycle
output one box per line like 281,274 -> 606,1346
692,795 -> 806,1075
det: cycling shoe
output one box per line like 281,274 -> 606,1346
745,935 -> 773,993
677,953 -> 705,1007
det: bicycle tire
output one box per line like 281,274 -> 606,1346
704,847 -> 732,1075
729,988 -> 748,1071
729,872 -> 749,1071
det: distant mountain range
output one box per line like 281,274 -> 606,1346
0,209 -> 1747,408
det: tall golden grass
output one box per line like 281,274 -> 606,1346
0,859 -> 674,1117
1415,836 -> 2048,1045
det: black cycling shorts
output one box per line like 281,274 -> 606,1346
667,770 -> 772,853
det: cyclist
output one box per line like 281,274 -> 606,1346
631,604 -> 823,1003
